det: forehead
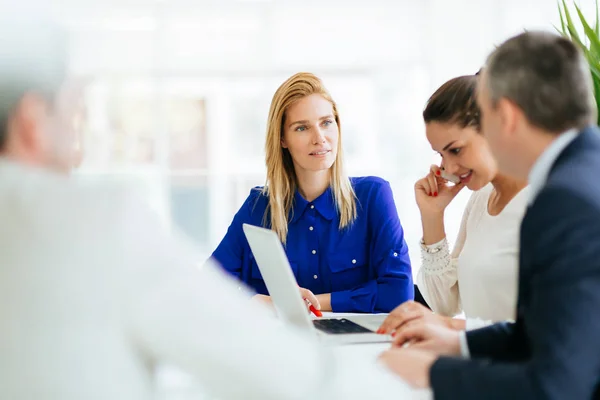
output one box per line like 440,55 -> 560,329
426,121 -> 475,152
286,94 -> 333,121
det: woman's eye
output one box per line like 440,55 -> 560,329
295,125 -> 307,132
322,119 -> 333,126
449,148 -> 461,155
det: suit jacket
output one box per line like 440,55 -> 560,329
430,126 -> 600,400
0,161 -> 415,400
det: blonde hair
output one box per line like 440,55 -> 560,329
263,72 -> 357,244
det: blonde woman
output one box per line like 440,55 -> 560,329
211,72 -> 413,313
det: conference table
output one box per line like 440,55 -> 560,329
155,313 -> 432,400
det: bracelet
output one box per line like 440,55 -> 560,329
420,238 -> 446,254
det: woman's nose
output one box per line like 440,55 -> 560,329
443,161 -> 460,175
312,128 -> 326,144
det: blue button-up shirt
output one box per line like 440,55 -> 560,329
211,176 -> 413,313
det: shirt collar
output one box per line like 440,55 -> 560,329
528,129 -> 578,204
290,186 -> 336,223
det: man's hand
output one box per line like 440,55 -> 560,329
379,348 -> 437,389
392,320 -> 462,357
378,300 -> 463,334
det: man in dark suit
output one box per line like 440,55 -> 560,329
380,31 -> 600,399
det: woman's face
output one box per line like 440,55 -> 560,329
281,94 -> 339,175
426,121 -> 497,190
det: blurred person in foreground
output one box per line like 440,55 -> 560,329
380,31 -> 600,399
0,15 -> 423,400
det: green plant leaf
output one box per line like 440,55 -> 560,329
562,0 -> 582,43
595,0 -> 599,37
559,2 -> 567,36
574,3 -> 600,61
567,24 -> 587,49
593,77 -> 600,125
589,62 -> 600,80
589,69 -> 600,125
557,0 -> 600,126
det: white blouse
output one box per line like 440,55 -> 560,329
417,184 -> 529,330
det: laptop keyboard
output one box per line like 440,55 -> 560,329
312,318 -> 374,334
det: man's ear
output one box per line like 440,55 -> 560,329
8,92 -> 48,153
496,97 -> 519,139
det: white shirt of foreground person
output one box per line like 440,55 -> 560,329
0,160 -> 428,400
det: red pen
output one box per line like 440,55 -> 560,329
304,298 -> 322,317
309,304 -> 322,317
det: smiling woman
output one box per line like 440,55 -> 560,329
379,73 -> 530,335
209,72 -> 414,314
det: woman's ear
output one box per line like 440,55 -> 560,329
281,137 -> 288,149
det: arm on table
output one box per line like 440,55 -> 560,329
430,188 -> 600,400
417,191 -> 479,317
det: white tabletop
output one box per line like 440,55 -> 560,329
155,313 -> 431,400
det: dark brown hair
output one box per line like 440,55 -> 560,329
423,74 -> 481,131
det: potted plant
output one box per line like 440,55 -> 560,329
557,0 -> 600,125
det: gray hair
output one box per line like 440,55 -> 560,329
485,31 -> 596,133
0,15 -> 67,149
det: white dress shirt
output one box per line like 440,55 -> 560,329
0,161 -> 423,400
527,129 -> 578,204
418,184 -> 528,329
458,129 -> 578,357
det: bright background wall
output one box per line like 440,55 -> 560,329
49,0 -> 597,274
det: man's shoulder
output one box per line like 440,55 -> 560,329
548,127 -> 600,195
0,169 -> 147,235
533,128 -> 600,216
524,173 -> 600,246
55,177 -> 142,222
544,160 -> 600,214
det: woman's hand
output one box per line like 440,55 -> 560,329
377,300 -> 464,335
415,165 -> 464,217
252,287 -> 321,314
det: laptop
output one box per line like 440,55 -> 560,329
242,223 -> 392,345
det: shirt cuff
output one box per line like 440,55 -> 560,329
330,290 -> 352,313
458,331 -> 470,358
420,237 -> 447,253
465,317 -> 492,331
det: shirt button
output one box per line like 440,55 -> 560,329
313,275 -> 318,280
312,250 -> 317,255
352,259 -> 357,264
310,205 -> 315,209
309,226 -> 314,231
393,252 -> 398,257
